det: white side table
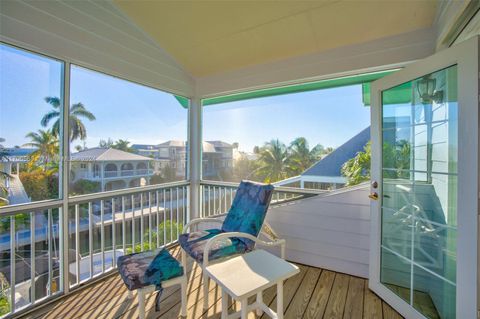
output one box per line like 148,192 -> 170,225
205,250 -> 299,319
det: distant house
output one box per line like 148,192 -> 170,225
203,141 -> 233,177
0,148 -> 35,205
132,140 -> 234,179
0,148 -> 34,175
275,127 -> 371,190
70,148 -> 154,191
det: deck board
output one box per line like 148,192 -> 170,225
284,267 -> 321,319
303,269 -> 336,319
363,281 -> 383,319
323,273 -> 350,318
21,247 -> 405,319
342,277 -> 364,319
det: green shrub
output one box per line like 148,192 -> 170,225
19,170 -> 58,201
69,179 -> 101,195
125,220 -> 183,254
0,296 -> 9,316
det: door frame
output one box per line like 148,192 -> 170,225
369,36 -> 479,319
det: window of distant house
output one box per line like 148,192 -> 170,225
0,44 -> 64,206
68,65 -> 188,196
202,84 -> 372,190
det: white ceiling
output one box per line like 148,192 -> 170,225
114,0 -> 438,77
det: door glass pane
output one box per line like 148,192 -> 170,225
381,65 -> 457,319
413,265 -> 456,319
381,247 -> 411,304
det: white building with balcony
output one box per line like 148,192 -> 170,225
70,148 -> 153,191
132,140 -> 234,179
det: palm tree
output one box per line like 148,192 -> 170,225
41,97 -> 96,142
256,139 -> 290,183
287,137 -> 324,174
98,138 -> 113,148
0,138 -> 11,205
112,139 -> 133,152
341,142 -> 371,186
0,137 -> 9,168
323,146 -> 335,155
23,130 -> 59,171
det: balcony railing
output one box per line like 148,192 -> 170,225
103,171 -> 117,178
117,169 -> 153,177
78,169 -> 154,179
0,181 -> 189,318
0,179 -> 325,318
199,180 -> 326,217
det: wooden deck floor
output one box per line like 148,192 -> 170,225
21,246 -> 403,319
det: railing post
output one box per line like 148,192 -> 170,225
61,61 -> 71,294
188,97 -> 202,220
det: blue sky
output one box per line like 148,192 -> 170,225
1,44 -> 370,153
204,85 -> 370,152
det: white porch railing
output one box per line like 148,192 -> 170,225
199,180 -> 327,217
0,181 -> 189,318
77,169 -> 154,179
0,180 -> 326,318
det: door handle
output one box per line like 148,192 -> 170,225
369,192 -> 379,200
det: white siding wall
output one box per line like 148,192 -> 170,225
265,184 -> 371,278
0,0 -> 194,97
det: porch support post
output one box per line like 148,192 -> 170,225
188,97 -> 202,220
61,61 -> 71,294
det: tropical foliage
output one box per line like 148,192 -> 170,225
341,142 -> 371,186
233,154 -> 260,181
255,139 -> 290,183
70,179 -> 101,195
0,138 -> 10,206
112,139 -> 133,152
287,137 -> 326,175
126,220 -> 183,254
341,140 -> 411,186
19,170 -> 59,201
98,138 -> 133,152
9,97 -> 96,201
98,138 -> 114,148
23,130 -> 59,172
230,138 -> 333,184
0,138 -> 8,161
0,296 -> 9,316
382,140 -> 411,179
41,96 -> 96,142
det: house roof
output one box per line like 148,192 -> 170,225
71,148 -> 152,162
4,148 -> 35,156
206,140 -> 233,148
202,142 -> 217,153
302,127 -> 370,177
157,140 -> 186,147
131,144 -> 157,150
132,141 -> 224,153
1,148 -> 35,163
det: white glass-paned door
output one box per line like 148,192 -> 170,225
380,65 -> 457,319
369,36 -> 479,319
